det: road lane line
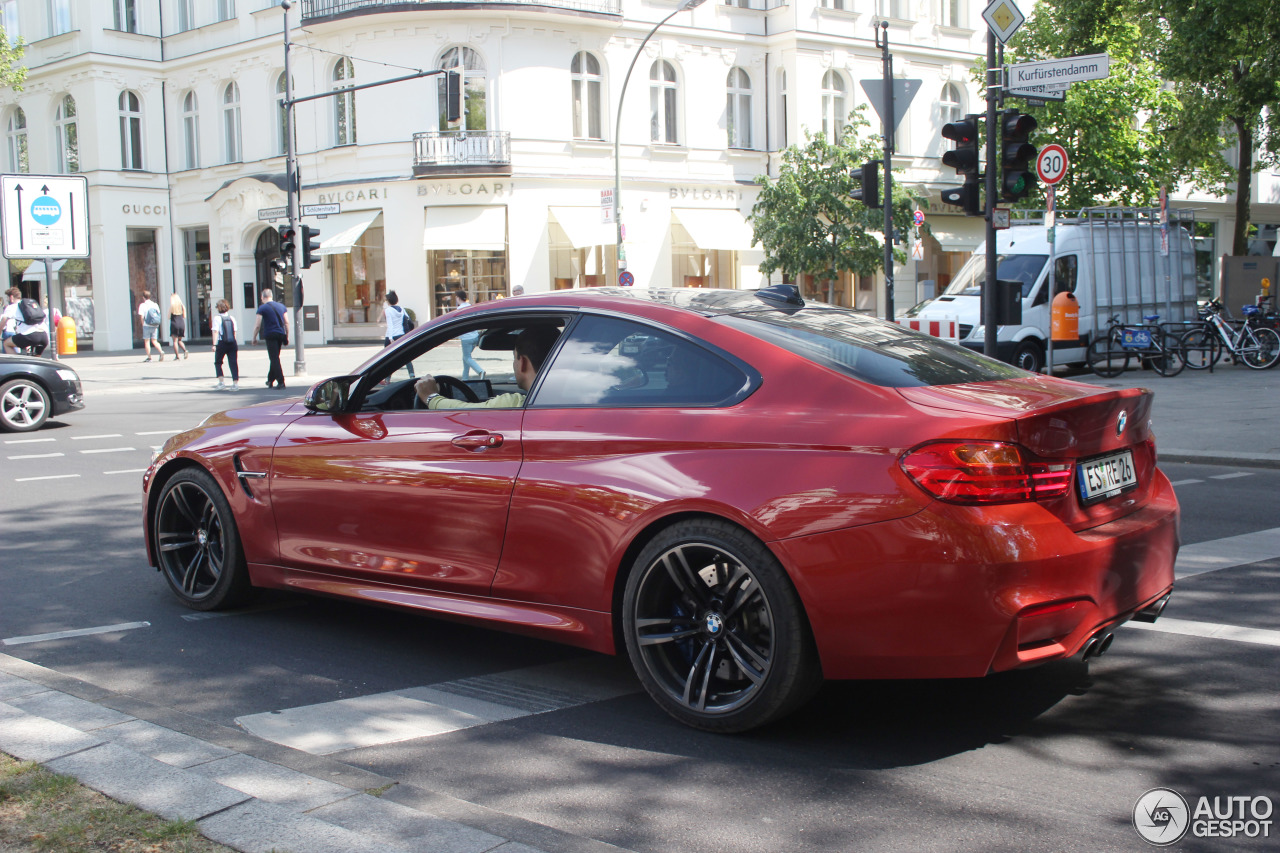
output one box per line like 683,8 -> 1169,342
6,452 -> 64,460
1125,618 -> 1280,648
135,430 -> 176,436
3,437 -> 55,444
14,474 -> 80,482
2,621 -> 151,646
1169,479 -> 1202,486
1176,526 -> 1280,578
1209,472 -> 1254,480
104,468 -> 148,475
78,447 -> 136,454
72,433 -> 123,440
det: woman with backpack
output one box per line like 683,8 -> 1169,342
211,298 -> 239,391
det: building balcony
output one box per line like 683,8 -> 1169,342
413,131 -> 512,177
301,0 -> 622,20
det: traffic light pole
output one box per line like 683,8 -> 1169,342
876,22 -> 895,323
983,31 -> 999,359
282,1 -> 305,375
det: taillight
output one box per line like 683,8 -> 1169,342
900,440 -> 1073,504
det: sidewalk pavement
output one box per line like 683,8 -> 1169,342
4,345 -> 1278,853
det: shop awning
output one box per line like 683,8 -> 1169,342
22,259 -> 68,279
926,217 -> 986,252
423,206 -> 507,251
316,211 -> 382,256
549,207 -> 613,249
671,208 -> 758,251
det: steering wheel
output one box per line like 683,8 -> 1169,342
414,374 -> 480,408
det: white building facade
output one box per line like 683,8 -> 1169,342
3,0 -> 1269,352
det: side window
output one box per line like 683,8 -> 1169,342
535,315 -> 746,407
1054,254 -> 1078,294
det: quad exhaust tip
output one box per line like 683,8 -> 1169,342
1081,629 -> 1116,661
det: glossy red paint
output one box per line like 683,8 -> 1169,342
143,288 -> 1180,696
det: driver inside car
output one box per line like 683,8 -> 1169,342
414,326 -> 560,409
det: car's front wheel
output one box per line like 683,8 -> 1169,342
622,519 -> 821,732
0,378 -> 50,432
153,468 -> 252,611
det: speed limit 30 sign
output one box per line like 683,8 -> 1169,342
1036,144 -> 1069,185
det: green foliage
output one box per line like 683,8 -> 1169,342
750,109 -> 919,284
0,23 -> 26,92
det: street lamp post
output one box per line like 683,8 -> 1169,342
613,0 -> 706,281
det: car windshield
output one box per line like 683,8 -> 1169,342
719,309 -> 1025,387
942,253 -> 1048,298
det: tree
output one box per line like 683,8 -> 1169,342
0,23 -> 26,92
750,110 -> 917,297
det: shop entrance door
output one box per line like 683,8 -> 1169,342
128,229 -> 159,348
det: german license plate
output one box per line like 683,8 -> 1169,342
1078,450 -> 1138,503
1120,328 -> 1152,348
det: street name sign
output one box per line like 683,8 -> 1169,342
1008,54 -> 1110,89
258,206 -> 288,221
1,175 -> 90,259
302,203 -> 340,217
982,0 -> 1026,44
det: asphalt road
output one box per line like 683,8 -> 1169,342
2,384 -> 1278,853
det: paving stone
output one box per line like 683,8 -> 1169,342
309,792 -> 508,853
6,688 -> 135,731
0,702 -> 104,763
96,718 -> 237,768
199,799 -> 412,853
187,752 -> 354,811
0,672 -> 46,701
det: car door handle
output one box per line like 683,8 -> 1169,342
452,431 -> 503,451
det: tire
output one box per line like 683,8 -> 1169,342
1178,329 -> 1220,370
1087,334 -> 1128,378
1011,339 -> 1045,374
1240,327 -> 1280,369
622,519 -> 821,732
1148,331 -> 1185,377
0,378 -> 51,432
152,468 -> 253,611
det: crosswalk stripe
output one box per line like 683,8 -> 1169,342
1176,526 -> 1280,579
1125,618 -> 1280,648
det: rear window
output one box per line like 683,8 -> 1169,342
719,309 -> 1025,388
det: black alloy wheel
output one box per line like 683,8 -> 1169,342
0,378 -> 50,432
154,468 -> 252,610
622,519 -> 820,732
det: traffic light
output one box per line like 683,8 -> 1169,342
850,160 -> 881,209
446,71 -> 462,123
941,114 -> 981,176
941,180 -> 982,217
300,224 -> 321,269
278,225 -> 296,262
999,109 -> 1038,202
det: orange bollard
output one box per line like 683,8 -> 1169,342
58,314 -> 77,355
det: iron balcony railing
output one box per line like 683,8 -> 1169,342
413,131 -> 511,172
302,0 -> 622,18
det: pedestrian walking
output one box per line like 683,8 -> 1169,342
454,289 -> 484,379
211,299 -> 239,391
137,290 -> 164,362
381,291 -> 415,377
168,293 -> 190,360
252,288 -> 289,388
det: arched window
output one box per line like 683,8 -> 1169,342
820,70 -> 846,140
649,60 -> 678,144
6,108 -> 28,173
438,47 -> 487,132
182,91 -> 199,170
333,58 -> 356,146
570,51 -> 603,140
54,95 -> 78,173
222,82 -> 242,163
940,82 -> 963,142
275,72 -> 288,156
726,67 -> 752,149
119,90 -> 143,170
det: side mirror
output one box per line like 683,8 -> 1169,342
304,375 -> 359,413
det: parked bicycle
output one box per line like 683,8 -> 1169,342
1087,313 -> 1185,377
1178,299 -> 1280,371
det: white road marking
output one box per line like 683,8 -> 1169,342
14,474 -> 80,482
1209,472 -> 1254,480
1169,479 -> 1203,486
3,437 -> 55,444
1125,618 -> 1280,648
78,447 -> 136,454
6,452 -> 64,460
72,433 -> 123,440
1176,526 -> 1280,579
2,621 -> 151,646
104,468 -> 148,475
135,430 -> 177,436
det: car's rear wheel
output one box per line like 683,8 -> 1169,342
153,468 -> 252,611
622,519 -> 820,732
0,378 -> 50,432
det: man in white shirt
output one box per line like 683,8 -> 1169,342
2,288 -> 50,356
136,290 -> 163,362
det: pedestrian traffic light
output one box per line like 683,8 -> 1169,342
850,160 -> 882,209
941,114 -> 981,176
301,225 -> 321,269
999,109 -> 1038,202
941,178 -> 982,216
278,225 -> 296,261
446,71 -> 462,123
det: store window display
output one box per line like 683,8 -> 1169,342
332,222 -> 386,332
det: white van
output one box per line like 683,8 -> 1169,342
905,209 -> 1199,372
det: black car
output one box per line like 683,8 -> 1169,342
0,354 -> 84,432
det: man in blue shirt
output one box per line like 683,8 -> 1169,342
252,288 -> 289,388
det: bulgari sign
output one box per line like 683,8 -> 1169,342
416,181 -> 511,198
669,188 -> 743,203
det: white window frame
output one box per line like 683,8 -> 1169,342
940,0 -> 964,28
820,70 -> 846,140
183,91 -> 199,170
877,0 -> 911,19
217,0 -> 235,22
649,60 -> 679,145
571,51 -> 603,141
3,0 -> 21,41
6,108 -> 27,174
119,90 -> 144,170
726,67 -> 753,150
776,68 -> 788,150
333,59 -> 356,146
47,0 -> 70,36
940,82 -> 963,140
437,46 -> 487,133
54,94 -> 77,173
222,81 -> 242,163
275,72 -> 288,156
113,0 -> 137,33
175,0 -> 193,32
